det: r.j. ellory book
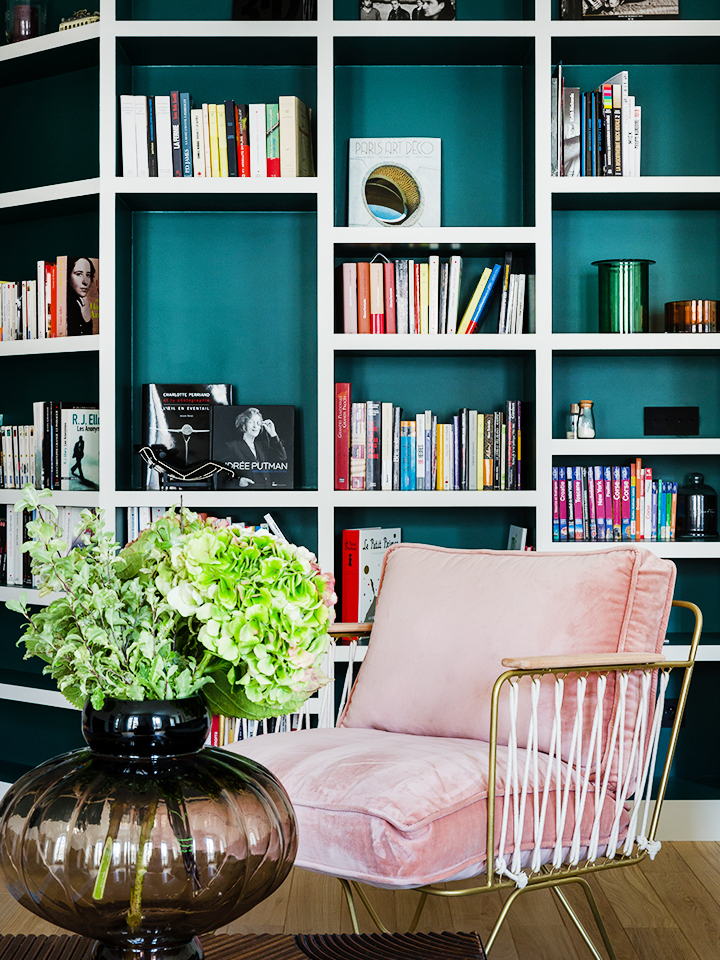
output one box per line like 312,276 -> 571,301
211,404 -> 295,490
141,383 -> 233,490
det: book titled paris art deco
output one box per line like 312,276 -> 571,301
348,137 -> 441,228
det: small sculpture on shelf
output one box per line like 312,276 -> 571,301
59,8 -> 99,30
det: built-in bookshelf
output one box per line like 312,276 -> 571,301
0,0 -> 719,829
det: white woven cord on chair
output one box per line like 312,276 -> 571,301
495,666 -> 670,889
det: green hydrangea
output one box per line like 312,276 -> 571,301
7,486 -> 336,719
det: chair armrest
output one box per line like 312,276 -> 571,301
328,622 -> 373,638
501,651 -> 666,671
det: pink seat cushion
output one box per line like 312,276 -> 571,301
224,727 -> 627,889
339,545 -> 675,776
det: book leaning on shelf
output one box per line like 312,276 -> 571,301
338,252 -> 530,335
120,93 -> 314,178
342,527 -> 401,624
337,383 -> 522,492
552,459 -> 678,543
0,257 -> 99,341
552,64 -> 640,177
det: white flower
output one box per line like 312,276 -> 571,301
165,582 -> 204,617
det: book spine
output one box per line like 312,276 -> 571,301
225,100 -> 238,177
413,263 -> 421,334
438,261 -> 449,335
170,91 -> 182,177
365,401 -> 381,491
415,413 -> 425,491
278,95 -> 299,177
202,103 -> 213,177
612,465 -> 622,540
341,529 -> 361,622
334,382 -> 350,491
381,402 -> 393,491
428,255 -> 440,335
350,402 -> 366,491
266,103 -> 280,177
602,84 -> 613,177
216,103 -> 228,177
394,260 -> 409,335
587,466 -> 597,541
392,406 -> 401,491
369,261 -> 384,334
621,465 -> 631,539
191,108 -> 205,176
134,95 -> 150,177
611,83 -> 622,177
342,262 -> 358,334
573,466 -> 584,540
55,255 -> 67,338
483,415 -> 493,490
446,256 -> 463,335
468,409 -> 477,493
553,466 -> 560,540
496,252 -> 513,334
566,466 -> 575,541
467,263 -> 502,334
644,467 -> 653,541
155,95 -> 173,178
146,96 -> 158,177
356,262 -> 371,334
119,94 -> 138,177
249,104 -> 267,178
236,104 -> 251,177
630,464 -> 636,539
383,261 -> 396,334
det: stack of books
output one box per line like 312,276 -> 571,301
339,251 -> 527,335
552,66 -> 640,177
120,94 -> 314,178
552,461 -> 677,542
335,383 -> 523,492
0,503 -> 95,587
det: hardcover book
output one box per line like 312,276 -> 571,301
211,404 -> 295,490
341,527 -> 401,623
61,406 -> 99,491
142,383 -> 233,490
56,256 -> 99,337
348,137 -> 441,228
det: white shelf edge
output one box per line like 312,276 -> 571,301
550,438 -> 720,456
0,683 -> 76,711
113,177 -> 318,195
114,20 -> 320,38
0,586 -> 62,606
663,645 -> 720,663
0,179 -> 100,210
0,23 -> 99,63
332,20 -> 536,37
551,333 -> 720,350
0,490 -> 99,506
543,541 -> 720,559
332,333 -> 533,350
551,20 -> 720,39
0,334 -> 100,357
334,226 -> 537,245
114,490 -> 320,509
551,176 -> 720,194
332,490 -> 538,507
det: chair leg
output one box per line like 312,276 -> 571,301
338,878 -> 361,934
551,879 -> 618,960
483,885 -> 526,955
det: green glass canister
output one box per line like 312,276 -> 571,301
592,259 -> 655,333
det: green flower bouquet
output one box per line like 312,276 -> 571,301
6,486 -> 336,719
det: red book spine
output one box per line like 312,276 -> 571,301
209,714 -> 220,746
341,528 -> 360,622
235,104 -> 251,177
384,262 -> 396,334
357,262 -> 371,334
335,382 -> 350,490
49,263 -> 57,337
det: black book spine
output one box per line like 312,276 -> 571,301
170,91 -> 183,177
147,96 -> 158,177
225,100 -> 238,177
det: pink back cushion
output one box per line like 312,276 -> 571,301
340,544 -> 675,765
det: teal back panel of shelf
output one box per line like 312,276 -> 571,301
0,353 -> 99,424
335,352 -> 532,418
0,67 -> 98,192
553,208 -> 720,333
128,210 -> 317,490
552,354 -> 720,439
129,65 -> 316,117
0,206 -> 99,280
555,64 -> 720,179
334,65 -> 526,227
120,0 -> 235,17
0,699 -> 84,780
669,558 -> 720,637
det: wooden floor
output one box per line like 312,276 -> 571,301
1,843 -> 718,959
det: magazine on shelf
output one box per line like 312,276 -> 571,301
348,137 -> 441,228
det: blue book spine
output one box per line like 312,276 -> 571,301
468,263 -> 502,333
651,481 -> 659,540
400,428 -> 410,491
180,92 -> 193,176
409,432 -> 416,490
659,480 -> 667,540
671,482 -> 678,538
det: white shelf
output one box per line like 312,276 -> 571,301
551,438 -> 720,456
0,23 -> 99,63
332,489 -> 538,508
0,179 -> 100,210
332,333 -> 534,351
543,540 -> 720,560
0,335 -> 100,358
113,177 -> 318,196
551,333 -> 720,351
0,489 -> 99,506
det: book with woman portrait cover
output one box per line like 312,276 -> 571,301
55,256 -> 99,337
211,405 -> 295,490
142,383 -> 233,490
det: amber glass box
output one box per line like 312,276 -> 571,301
665,300 -> 718,333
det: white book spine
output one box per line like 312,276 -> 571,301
134,95 -> 150,177
634,104 -> 641,177
202,104 -> 212,178
381,402 -> 393,491
154,95 -> 173,178
191,108 -> 205,176
278,95 -> 298,177
249,103 -> 267,178
119,94 -> 138,177
468,409 -> 477,491
446,255 -> 462,335
428,255 -> 439,335
514,274 -> 526,334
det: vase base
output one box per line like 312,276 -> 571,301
92,938 -> 203,960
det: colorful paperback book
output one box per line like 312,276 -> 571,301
348,137 -> 441,228
573,466 -> 584,540
553,466 -> 560,541
335,382 -> 350,490
621,465 -> 631,539
350,401 -> 367,490
587,466 -> 597,541
566,467 -> 575,540
595,465 -> 606,541
60,406 -> 99,491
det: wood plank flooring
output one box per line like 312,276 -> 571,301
0,843 -> 717,958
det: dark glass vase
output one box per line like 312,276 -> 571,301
0,697 -> 297,960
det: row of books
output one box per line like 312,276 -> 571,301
125,506 -> 272,543
120,94 -> 314,179
0,503 -> 92,587
552,66 -> 640,177
339,251 -> 527,335
0,257 -> 100,341
0,404 -> 99,492
552,462 -> 677,542
335,384 -> 523,492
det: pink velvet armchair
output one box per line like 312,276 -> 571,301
224,543 -> 701,959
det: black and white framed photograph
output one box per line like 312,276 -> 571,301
560,0 -> 678,18
359,0 -> 455,20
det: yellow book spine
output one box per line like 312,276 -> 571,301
216,104 -> 229,177
457,267 -> 491,335
208,104 -> 220,177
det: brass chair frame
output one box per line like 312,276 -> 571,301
327,599 -> 702,959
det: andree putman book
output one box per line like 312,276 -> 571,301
142,383 -> 233,490
211,405 -> 295,490
348,137 -> 441,228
